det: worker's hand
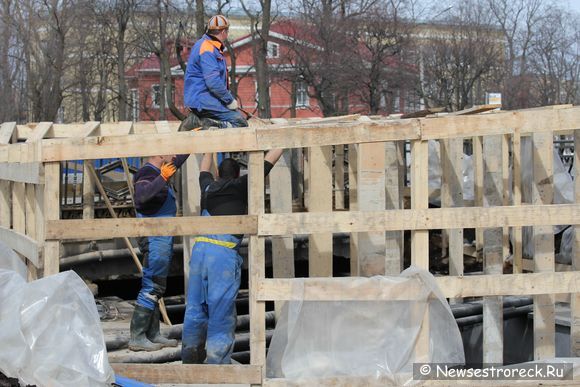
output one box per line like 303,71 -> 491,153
226,100 -> 238,110
160,162 -> 177,181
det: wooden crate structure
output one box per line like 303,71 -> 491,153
1,105 -> 580,385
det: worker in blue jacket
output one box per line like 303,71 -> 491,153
182,149 -> 284,364
180,14 -> 247,132
128,153 -> 189,352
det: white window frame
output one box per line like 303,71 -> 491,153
267,42 -> 280,59
295,80 -> 309,108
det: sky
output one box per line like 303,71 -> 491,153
564,0 -> 580,13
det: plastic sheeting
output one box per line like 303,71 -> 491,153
266,267 -> 464,384
0,240 -> 26,279
0,269 -> 114,387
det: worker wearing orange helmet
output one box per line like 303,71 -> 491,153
181,15 -> 247,131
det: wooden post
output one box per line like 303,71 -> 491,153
482,135 -> 504,364
0,123 -> 16,232
385,141 -> 403,275
334,145 -> 345,210
25,184 -> 38,281
181,154 -> 202,298
308,146 -> 333,277
532,131 -> 555,360
269,150 -> 295,315
411,139 -> 429,363
248,151 -> 266,374
357,142 -> 386,275
512,128 -> 523,273
473,136 -> 484,263
83,161 -> 95,219
440,138 -> 464,283
572,129 -> 580,356
43,162 -> 60,276
349,144 -> 359,276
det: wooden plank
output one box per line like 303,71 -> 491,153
256,271 -> 580,301
532,132 -> 555,360
46,215 -> 257,240
385,141 -> 403,275
82,161 -> 95,220
25,184 -> 38,279
26,122 -> 54,143
181,154 -> 202,299
0,122 -> 16,144
482,135 -> 504,364
513,128 -> 523,273
348,144 -> 359,276
473,136 -> 484,263
154,120 -> 174,134
334,145 -> 345,210
258,204 -> 580,235
269,150 -> 295,314
308,146 -> 333,277
77,121 -> 101,138
573,128 -> 580,357
0,162 -> 43,184
408,140 -> 429,268
111,363 -> 261,385
447,104 -> 501,116
440,138 -> 464,279
0,226 -> 40,267
42,162 -> 60,276
248,151 -> 266,370
357,142 -> 385,275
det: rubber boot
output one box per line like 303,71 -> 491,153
147,305 -> 178,348
128,305 -> 163,351
182,344 -> 207,364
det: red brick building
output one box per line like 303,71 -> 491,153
126,22 -> 418,121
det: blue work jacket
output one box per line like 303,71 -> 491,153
184,34 -> 234,113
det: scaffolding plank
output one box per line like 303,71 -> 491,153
110,364 -> 261,385
532,132 -> 555,360
308,146 -> 333,277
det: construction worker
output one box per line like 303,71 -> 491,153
180,14 -> 247,132
128,154 -> 189,351
182,149 -> 284,364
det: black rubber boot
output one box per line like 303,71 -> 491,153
178,112 -> 203,131
147,305 -> 178,348
128,305 -> 163,351
182,344 -> 207,364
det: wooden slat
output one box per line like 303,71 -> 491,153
154,120 -> 174,134
308,146 -> 333,277
111,364 -> 262,385
256,271 -> 580,301
357,142 -> 385,275
25,184 -> 38,279
348,144 -> 359,276
513,128 -> 523,273
77,121 -> 101,137
258,204 -> 580,235
385,141 -> 403,275
482,135 -> 504,363
248,151 -> 266,370
26,122 -> 54,143
42,163 -> 60,276
573,128 -> 580,357
46,215 -> 257,240
532,132 -> 555,360
334,145 -> 345,210
0,122 -> 16,230
0,162 -> 43,184
410,140 -> 429,269
0,122 -> 16,144
0,226 -> 39,267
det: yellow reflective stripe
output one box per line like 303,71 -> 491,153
194,236 -> 237,249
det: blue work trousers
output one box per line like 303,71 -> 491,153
182,234 -> 242,364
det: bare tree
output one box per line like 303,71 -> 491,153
419,0 -> 502,111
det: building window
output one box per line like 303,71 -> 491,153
151,84 -> 161,108
267,42 -> 279,58
130,89 -> 139,121
295,81 -> 309,108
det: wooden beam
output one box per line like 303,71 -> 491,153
110,364 -> 261,385
0,162 -> 43,184
410,140 -> 429,269
0,122 -> 16,230
256,271 -> 580,301
25,184 -> 38,279
513,128 -> 523,273
257,204 -> 580,235
532,132 -> 555,360
0,122 -> 16,144
42,162 -> 60,276
308,146 -> 333,277
248,151 -> 266,371
26,122 -> 54,143
348,144 -> 359,276
482,135 -> 504,364
0,226 -> 40,267
334,145 -> 345,210
573,128 -> 580,357
77,121 -> 101,138
46,215 -> 257,240
357,142 -> 385,276
385,141 -> 403,275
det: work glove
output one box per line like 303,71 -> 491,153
226,100 -> 238,110
160,163 -> 177,181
